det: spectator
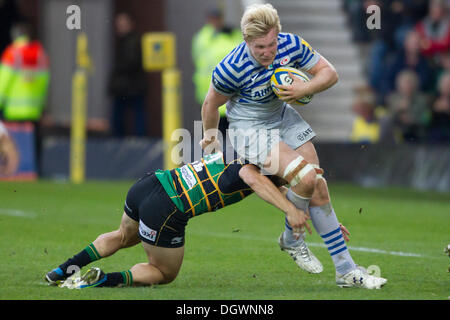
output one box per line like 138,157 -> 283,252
428,71 -> 450,142
108,12 -> 147,137
393,0 -> 429,50
350,86 -> 380,144
365,0 -> 404,102
343,0 -> 371,43
415,0 -> 450,59
0,120 -> 19,176
380,70 -> 432,143
192,8 -> 242,136
383,30 -> 433,98
432,49 -> 450,92
0,22 -> 50,175
400,0 -> 429,24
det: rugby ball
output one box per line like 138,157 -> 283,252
271,67 -> 313,105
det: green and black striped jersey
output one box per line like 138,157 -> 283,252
155,152 -> 253,218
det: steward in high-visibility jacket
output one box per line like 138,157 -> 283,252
192,21 -> 242,120
0,35 -> 49,121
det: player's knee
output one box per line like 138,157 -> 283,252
160,274 -> 177,284
301,169 -> 316,192
310,166 -> 330,204
283,155 -> 316,190
155,268 -> 178,284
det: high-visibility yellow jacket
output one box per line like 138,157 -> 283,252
0,36 -> 50,121
192,24 -> 242,117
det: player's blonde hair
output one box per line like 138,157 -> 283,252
240,3 -> 282,42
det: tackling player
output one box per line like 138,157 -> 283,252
200,3 -> 387,289
45,151 -> 334,288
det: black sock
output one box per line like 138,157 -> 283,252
97,270 -> 133,287
57,243 -> 101,277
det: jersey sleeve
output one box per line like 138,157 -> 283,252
211,60 -> 240,96
291,34 -> 321,71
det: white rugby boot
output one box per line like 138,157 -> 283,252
278,233 -> 323,274
336,266 -> 387,289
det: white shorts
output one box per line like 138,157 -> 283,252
227,104 -> 316,167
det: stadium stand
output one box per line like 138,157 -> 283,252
274,0 -> 365,142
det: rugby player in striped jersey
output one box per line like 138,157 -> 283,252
200,3 -> 386,289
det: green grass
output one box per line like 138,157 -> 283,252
0,180 -> 449,300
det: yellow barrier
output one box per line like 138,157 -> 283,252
70,69 -> 87,183
70,31 -> 181,180
70,32 -> 91,184
143,32 -> 182,170
162,68 -> 182,170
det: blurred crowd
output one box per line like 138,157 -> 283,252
343,0 -> 450,144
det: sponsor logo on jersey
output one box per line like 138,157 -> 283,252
180,165 -> 197,189
170,236 -> 183,245
191,161 -> 204,172
252,85 -> 272,98
280,57 -> 290,65
297,127 -> 313,141
139,220 -> 157,242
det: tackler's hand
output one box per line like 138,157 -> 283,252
199,136 -> 222,155
286,206 -> 312,238
339,223 -> 350,242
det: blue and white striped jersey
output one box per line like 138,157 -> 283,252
212,32 -> 321,122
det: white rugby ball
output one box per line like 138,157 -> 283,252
271,66 -> 313,105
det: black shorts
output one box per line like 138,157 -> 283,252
124,172 -> 189,248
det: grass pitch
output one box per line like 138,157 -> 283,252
0,180 -> 448,300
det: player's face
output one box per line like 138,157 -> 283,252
247,28 -> 278,68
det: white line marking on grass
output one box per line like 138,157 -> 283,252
0,208 -> 36,218
309,242 -> 425,258
191,230 -> 434,259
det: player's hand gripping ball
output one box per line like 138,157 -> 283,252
271,66 -> 313,105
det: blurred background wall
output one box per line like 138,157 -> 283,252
34,0 -> 233,137
0,0 -> 448,191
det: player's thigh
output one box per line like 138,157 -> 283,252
264,141 -> 307,176
294,140 -> 319,165
280,104 -> 317,164
264,105 -> 319,174
142,241 -> 185,280
118,212 -> 140,247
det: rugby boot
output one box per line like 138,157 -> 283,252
336,265 -> 387,289
45,268 -> 67,286
278,233 -> 323,274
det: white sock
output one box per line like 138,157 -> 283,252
282,188 -> 310,247
283,217 -> 305,246
309,203 -> 356,276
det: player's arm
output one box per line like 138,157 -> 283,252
276,56 -> 338,105
200,83 -> 230,153
305,56 -> 339,93
239,164 -> 311,234
0,134 -> 19,176
279,185 -> 288,196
